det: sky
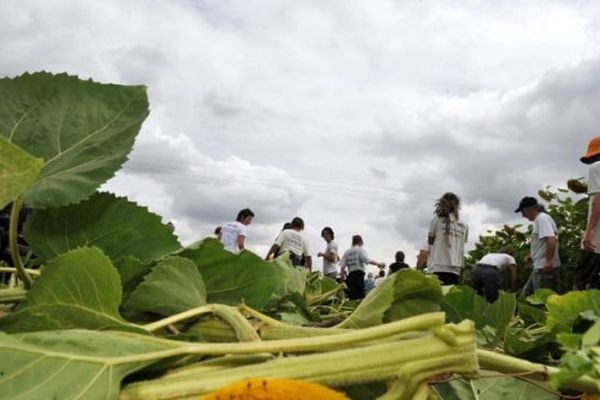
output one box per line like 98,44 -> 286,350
2,0 -> 600,270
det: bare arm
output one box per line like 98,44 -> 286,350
584,193 -> 600,251
305,256 -> 312,271
237,235 -> 246,251
543,237 -> 558,274
508,263 -> 517,290
265,244 -> 280,260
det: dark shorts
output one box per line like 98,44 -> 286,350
574,250 -> 600,290
471,264 -> 500,303
346,270 -> 366,300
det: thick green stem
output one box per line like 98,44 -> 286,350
120,319 -> 475,400
143,304 -> 259,342
0,267 -> 41,276
0,287 -> 27,303
477,349 -> 599,394
9,197 -> 32,289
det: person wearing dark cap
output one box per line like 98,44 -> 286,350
515,196 -> 561,296
575,136 -> 600,289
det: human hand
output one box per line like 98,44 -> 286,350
317,252 -> 324,258
583,230 -> 596,252
543,262 -> 553,275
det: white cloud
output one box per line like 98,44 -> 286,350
3,0 -> 600,268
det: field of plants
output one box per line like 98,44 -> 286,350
2,72 -> 600,399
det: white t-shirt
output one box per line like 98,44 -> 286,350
588,161 -> 600,254
322,240 -> 339,275
275,229 -> 311,257
340,246 -> 371,273
219,221 -> 247,253
531,213 -> 561,269
478,253 -> 516,270
428,215 -> 468,276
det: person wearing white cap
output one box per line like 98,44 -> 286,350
575,136 -> 600,289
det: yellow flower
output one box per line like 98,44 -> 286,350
201,378 -> 349,400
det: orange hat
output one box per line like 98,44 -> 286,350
581,136 -> 600,164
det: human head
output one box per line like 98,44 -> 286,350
290,217 -> 304,230
282,222 -> 292,231
214,226 -> 221,235
352,234 -> 363,246
378,269 -> 385,278
514,196 -> 542,221
434,192 -> 460,218
236,208 -> 255,225
395,251 -> 405,262
581,136 -> 600,164
321,227 -> 334,242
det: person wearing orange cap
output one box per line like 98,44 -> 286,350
575,136 -> 600,289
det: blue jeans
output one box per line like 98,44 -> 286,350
521,268 -> 559,297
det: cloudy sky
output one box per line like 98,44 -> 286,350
3,0 -> 599,269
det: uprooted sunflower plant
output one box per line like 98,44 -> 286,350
1,72 -> 600,400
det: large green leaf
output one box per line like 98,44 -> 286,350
0,247 -> 144,333
23,191 -> 180,263
442,287 -> 516,347
0,72 -> 149,208
177,238 -> 283,310
125,256 -> 207,316
0,329 -> 178,400
269,252 -> 308,299
337,269 -> 443,329
546,290 -> 600,333
433,373 -> 558,399
0,136 -> 43,209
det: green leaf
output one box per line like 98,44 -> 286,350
0,247 -> 144,333
0,329 -> 178,400
0,72 -> 149,208
546,290 -> 600,333
526,288 -> 556,306
0,136 -> 43,209
583,319 -> 600,347
23,191 -> 180,263
442,287 -> 516,347
337,269 -> 442,329
269,252 -> 308,299
125,256 -> 207,316
433,374 -> 558,399
178,238 -> 283,310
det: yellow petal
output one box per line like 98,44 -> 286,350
202,378 -> 349,400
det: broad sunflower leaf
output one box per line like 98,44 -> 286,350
0,247 -> 144,333
125,256 -> 207,316
0,136 -> 43,209
177,238 -> 284,310
23,191 -> 180,263
546,290 -> 600,333
0,329 -> 179,400
337,269 -> 443,329
0,71 -> 149,208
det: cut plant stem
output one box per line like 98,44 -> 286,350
143,304 -> 259,342
120,320 -> 477,400
9,197 -> 32,289
477,348 -> 598,393
0,267 -> 41,276
0,287 -> 27,303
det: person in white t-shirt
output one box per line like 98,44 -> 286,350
217,208 -> 254,253
318,226 -> 339,280
266,217 -> 312,270
576,136 -> 600,289
427,193 -> 469,285
515,196 -> 561,296
471,252 -> 517,303
339,235 -> 385,300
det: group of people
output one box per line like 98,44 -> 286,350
216,136 -> 600,303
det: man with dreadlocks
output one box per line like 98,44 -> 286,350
427,193 -> 469,285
